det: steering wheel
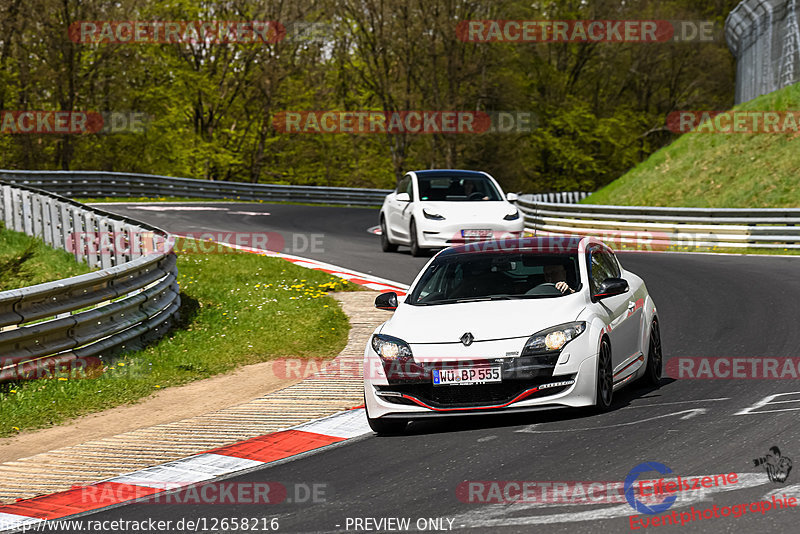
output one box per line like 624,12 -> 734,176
525,282 -> 562,296
468,192 -> 486,200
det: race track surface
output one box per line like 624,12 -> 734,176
69,202 -> 800,534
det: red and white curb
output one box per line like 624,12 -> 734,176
0,408 -> 371,532
0,243 -> 393,531
175,235 -> 409,296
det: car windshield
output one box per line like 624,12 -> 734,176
417,174 -> 502,201
407,252 -> 581,305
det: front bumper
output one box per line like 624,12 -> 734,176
416,220 -> 525,248
365,353 -> 598,419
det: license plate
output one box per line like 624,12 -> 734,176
461,229 -> 493,238
432,367 -> 502,385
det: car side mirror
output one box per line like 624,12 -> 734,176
375,292 -> 398,310
396,192 -> 411,202
594,277 -> 628,300
506,192 -> 519,202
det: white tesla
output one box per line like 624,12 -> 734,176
363,236 -> 662,434
379,170 -> 524,256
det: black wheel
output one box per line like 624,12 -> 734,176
594,338 -> 613,412
409,219 -> 424,257
380,217 -> 398,252
365,396 -> 407,435
643,320 -> 662,386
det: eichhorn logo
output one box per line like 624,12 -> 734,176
456,20 -> 717,43
69,21 -> 286,44
667,111 -> 800,134
272,111 -> 535,134
625,462 -> 677,515
754,446 -> 793,483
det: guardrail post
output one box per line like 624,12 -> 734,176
2,185 -> 13,228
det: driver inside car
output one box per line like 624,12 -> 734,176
543,264 -> 575,294
463,179 -> 489,200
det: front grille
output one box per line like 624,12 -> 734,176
377,376 -> 574,409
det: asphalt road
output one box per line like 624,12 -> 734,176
63,202 -> 800,533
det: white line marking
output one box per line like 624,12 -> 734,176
228,211 -> 270,216
127,206 -> 228,211
516,409 -> 707,433
624,398 -> 729,409
735,392 -> 800,415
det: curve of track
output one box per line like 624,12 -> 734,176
69,202 -> 800,533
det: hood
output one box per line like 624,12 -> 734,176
382,296 -> 585,344
420,201 -> 516,219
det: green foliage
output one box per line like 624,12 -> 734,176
584,82 -> 800,207
0,0 -> 738,193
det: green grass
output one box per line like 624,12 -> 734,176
0,225 -> 93,291
0,242 -> 359,436
584,82 -> 800,208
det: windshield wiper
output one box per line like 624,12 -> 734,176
451,295 -> 512,303
412,295 -> 512,306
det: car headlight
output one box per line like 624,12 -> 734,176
503,210 -> 520,220
371,334 -> 414,361
423,208 -> 445,220
522,322 -> 586,356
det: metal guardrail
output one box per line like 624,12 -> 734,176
0,180 -> 180,380
0,170 -> 591,207
522,191 -> 590,203
0,170 -> 393,207
517,198 -> 800,249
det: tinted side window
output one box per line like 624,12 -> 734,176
396,176 -> 410,194
588,250 -> 614,293
598,250 -> 621,278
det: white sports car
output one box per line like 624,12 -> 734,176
363,236 -> 662,434
379,169 -> 525,256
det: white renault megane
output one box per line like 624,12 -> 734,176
363,236 -> 662,434
379,169 -> 524,256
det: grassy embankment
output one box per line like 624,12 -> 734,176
0,233 -> 358,436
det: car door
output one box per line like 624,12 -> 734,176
387,174 -> 413,241
588,247 -> 639,372
612,251 -> 646,357
397,174 -> 416,239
